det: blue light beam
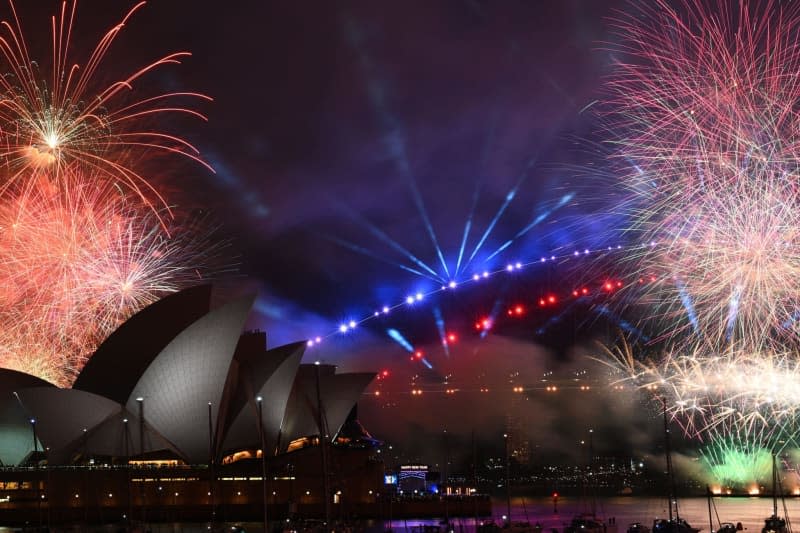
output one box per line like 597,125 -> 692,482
387,328 -> 414,353
675,278 -> 700,334
344,15 -> 449,280
333,202 -> 442,282
596,305 -> 650,342
455,113 -> 498,277
725,285 -> 742,341
464,157 -> 537,270
485,192 -> 574,263
433,306 -> 449,357
322,234 -> 436,281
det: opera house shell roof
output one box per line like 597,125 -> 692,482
0,286 -> 375,466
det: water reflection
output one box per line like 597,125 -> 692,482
0,497 -> 795,533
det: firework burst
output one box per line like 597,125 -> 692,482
0,172 -> 223,386
0,0 -> 212,218
587,0 -> 800,467
700,438 -> 773,490
599,337 -> 800,463
0,1 -> 225,385
604,0 -> 800,347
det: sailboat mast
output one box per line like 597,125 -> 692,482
663,398 -> 678,522
472,430 -> 479,530
589,429 -> 596,518
773,453 -> 778,519
504,432 -> 511,525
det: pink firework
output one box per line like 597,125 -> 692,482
0,172 -> 222,386
605,0 -> 800,347
596,0 -> 800,453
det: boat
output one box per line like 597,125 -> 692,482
477,520 -> 502,533
564,430 -> 610,533
707,485 -> 742,533
565,513 -> 607,533
761,454 -> 789,533
652,399 -> 699,533
627,522 -> 650,533
762,516 -> 787,533
652,519 -> 699,533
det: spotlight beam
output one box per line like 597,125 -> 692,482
484,192 -> 573,263
322,233 -> 440,282
332,201 -> 442,281
343,16 -> 449,280
433,306 -> 449,357
463,159 -> 535,271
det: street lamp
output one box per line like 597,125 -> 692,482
256,396 -> 269,532
123,417 -> 131,526
135,397 -> 146,525
30,417 -> 42,529
208,400 -> 215,524
30,418 -> 37,457
503,433 -> 510,526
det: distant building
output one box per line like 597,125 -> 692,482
505,389 -> 531,465
397,464 -> 433,494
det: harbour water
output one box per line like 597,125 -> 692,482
458,496 -> 797,532
0,496 -> 794,532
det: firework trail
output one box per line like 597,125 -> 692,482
603,0 -> 800,347
700,437 -> 773,490
0,172 -> 222,386
0,0 -> 212,218
590,0 -> 800,462
600,344 -> 793,490
0,1 -> 222,385
599,338 -> 800,463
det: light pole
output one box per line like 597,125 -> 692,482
313,363 -> 332,529
585,428 -> 597,518
124,417 -> 132,527
257,396 -> 269,533
504,433 -> 511,526
208,401 -> 216,525
30,415 -> 40,493
288,462 -> 296,517
662,397 -> 678,523
136,397 -> 146,526
31,418 -> 42,528
443,429 -> 450,530
82,428 -> 89,523
30,418 -> 37,457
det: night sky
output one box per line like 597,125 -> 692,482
161,0 -> 629,343
185,0 -> 664,464
22,1 -> 680,465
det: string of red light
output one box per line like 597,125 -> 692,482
305,241 -> 658,347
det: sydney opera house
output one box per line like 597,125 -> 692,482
0,286 -> 384,525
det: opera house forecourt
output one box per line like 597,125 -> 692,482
0,286 -> 385,527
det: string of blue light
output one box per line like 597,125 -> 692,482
305,241 -> 658,347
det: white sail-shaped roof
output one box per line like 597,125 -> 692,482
125,295 -> 255,463
0,369 -> 54,465
74,285 -> 212,404
220,340 -> 305,455
279,365 -> 375,450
